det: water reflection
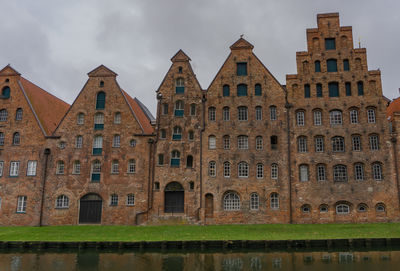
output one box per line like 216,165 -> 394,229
0,249 -> 397,270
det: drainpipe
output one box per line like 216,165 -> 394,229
196,93 -> 206,221
285,100 -> 293,224
39,148 -> 51,227
391,137 -> 400,208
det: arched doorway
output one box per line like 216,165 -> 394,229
205,194 -> 214,218
79,194 -> 102,224
164,182 -> 184,213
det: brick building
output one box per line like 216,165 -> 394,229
1,13 -> 400,226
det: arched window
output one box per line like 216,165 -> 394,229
269,106 -> 277,120
111,160 -> 119,174
209,161 -> 216,177
224,162 -> 231,177
190,104 -> 196,116
336,204 -> 350,214
56,195 -> 69,208
238,162 -> 249,177
208,135 -> 216,149
313,110 -> 322,125
186,155 -> 193,168
0,109 -> 8,121
94,113 -> 104,130
255,84 -> 262,96
238,106 -> 248,121
208,107 -> 216,121
223,85 -> 230,97
56,161 -> 65,174
237,84 -> 248,96
112,134 -> 121,147
301,204 -> 311,213
270,193 -> 279,209
250,193 -> 259,210
367,108 -> 376,123
304,84 -> 310,98
271,164 -> 278,179
316,83 -> 323,97
110,194 -> 118,206
222,106 -> 230,121
114,112 -> 121,124
328,82 -> 339,97
1,86 -> 10,98
91,160 -> 101,181
331,136 -> 345,152
349,108 -> 358,124
299,164 -> 309,182
357,203 -> 368,212
223,135 -> 230,149
12,132 -> 20,145
297,136 -> 307,152
174,100 -> 184,117
92,135 -> 103,155
172,126 -> 182,140
15,108 -> 23,121
296,110 -> 305,126
255,106 -> 262,120
333,165 -> 347,182
343,59 -> 350,71
96,91 -> 106,110
127,194 -> 135,206
316,164 -> 326,181
73,160 -> 81,174
369,134 -> 379,150
171,150 -> 180,167
256,136 -> 263,150
327,59 -> 338,72
372,162 -> 383,180
75,135 -> 83,148
0,132 -> 5,146
354,163 -> 364,181
320,204 -> 328,213
314,61 -> 321,72
223,192 -> 240,210
77,113 -> 85,125
357,81 -> 364,96
329,110 -> 342,125
352,134 -> 361,151
256,163 -> 263,179
238,135 -> 248,149
376,203 -> 385,212
315,136 -> 324,152
175,78 -> 185,94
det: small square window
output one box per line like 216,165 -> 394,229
325,38 -> 336,50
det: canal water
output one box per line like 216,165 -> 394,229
0,249 -> 397,270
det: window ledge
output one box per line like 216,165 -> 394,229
55,207 -> 69,210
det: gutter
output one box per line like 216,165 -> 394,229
285,100 -> 293,224
196,93 -> 206,221
39,148 -> 51,226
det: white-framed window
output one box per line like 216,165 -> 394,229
208,107 -> 216,121
26,160 -> 37,176
271,163 -> 278,180
299,164 -> 309,182
75,135 -> 83,148
77,113 -> 85,125
336,204 -> 350,214
92,160 -> 101,174
376,203 -> 385,212
209,161 -> 216,177
316,164 -> 326,181
256,163 -> 263,179
238,162 -> 249,177
350,109 -> 358,124
301,205 -> 311,213
238,135 -> 248,150
224,162 -> 230,178
56,195 -> 69,208
0,132 -> 4,146
315,136 -> 324,152
270,106 -> 277,121
130,139 -> 137,147
270,193 -> 279,209
313,110 -> 322,125
94,112 -> 104,125
127,194 -> 135,206
223,135 -> 230,150
56,161 -> 65,174
255,106 -> 262,120
223,107 -> 230,121
238,106 -> 248,121
329,110 -> 342,125
223,192 -> 240,211
93,135 -> 103,149
298,136 -> 307,153
320,205 -> 329,213
250,193 -> 259,210
369,134 -> 379,150
128,159 -> 136,173
113,134 -> 121,148
110,194 -> 118,206
114,112 -> 121,124
15,108 -> 23,121
255,136 -> 263,150
10,161 -> 20,177
367,108 -> 376,123
332,136 -> 345,152
208,135 -> 216,149
0,109 -> 8,121
17,196 -> 27,213
73,160 -> 81,174
0,161 -> 3,177
372,163 -> 383,180
111,160 -> 119,174
58,141 -> 66,149
354,163 -> 364,181
296,111 -> 305,126
352,135 -> 361,151
333,165 -> 347,182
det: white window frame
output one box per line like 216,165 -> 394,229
316,164 -> 326,181
113,134 -> 121,148
350,109 -> 358,124
313,110 -> 322,126
17,196 -> 27,213
223,136 -> 230,150
128,159 -> 136,173
372,163 -> 383,180
111,160 -> 119,174
114,112 -> 121,124
208,107 -> 216,121
255,106 -> 262,121
26,160 -> 37,176
238,106 -> 248,121
0,161 -> 3,177
10,161 -> 20,177
299,164 -> 309,182
270,193 -> 279,209
271,164 -> 278,180
333,165 -> 347,182
367,108 -> 376,123
255,136 -> 263,150
336,204 -> 350,214
75,135 -> 83,148
238,162 -> 249,178
223,107 -> 230,121
329,110 -> 342,125
208,135 -> 216,149
56,195 -> 69,209
332,136 -> 345,152
352,135 -> 361,151
256,163 -> 263,179
315,136 -> 324,152
238,135 -> 248,150
73,160 -> 81,174
354,163 -> 364,181
369,134 -> 379,150
77,113 -> 85,125
127,194 -> 135,206
296,111 -> 305,126
298,137 -> 307,153
56,161 -> 65,175
223,192 -> 240,211
110,194 -> 118,206
250,193 -> 259,210
223,162 -> 230,178
209,161 -> 216,177
270,106 -> 277,121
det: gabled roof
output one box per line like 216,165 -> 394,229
387,97 -> 400,121
87,65 -> 118,77
0,64 -> 21,76
171,49 -> 191,62
230,37 -> 254,50
121,90 -> 154,134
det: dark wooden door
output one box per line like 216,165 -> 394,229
164,191 -> 184,213
79,194 -> 102,224
205,194 -> 214,218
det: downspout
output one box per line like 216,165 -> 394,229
196,93 -> 206,221
39,148 -> 51,227
285,99 -> 293,224
391,136 -> 400,207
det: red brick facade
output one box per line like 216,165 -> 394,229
1,13 -> 400,226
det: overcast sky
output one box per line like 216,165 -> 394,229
1,0 -> 399,115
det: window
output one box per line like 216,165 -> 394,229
256,163 -> 263,179
172,126 -> 182,140
73,160 -> 81,174
332,136 -> 345,152
315,61 -> 321,72
59,141 -> 66,150
354,163 -> 364,181
325,38 -> 335,50
224,192 -> 240,210
17,196 -> 27,213
12,132 -> 20,145
111,160 -> 119,174
316,84 -> 323,97
333,165 -> 347,182
329,110 -> 342,125
92,135 -> 103,155
328,82 -> 339,97
296,111 -> 305,126
158,154 -> 164,165
298,136 -> 307,153
237,62 -> 247,76
238,162 -> 249,177
223,85 -> 230,97
174,100 -> 184,117
0,132 -> 4,146
0,109 -> 7,121
114,112 -> 121,124
301,205 -> 311,213
208,107 -> 216,121
186,155 -> 193,168
255,106 -> 262,120
162,103 -> 169,115
223,135 -> 230,149
238,106 -> 248,121
26,161 -> 37,176
91,160 -> 101,182
154,182 -> 160,190
96,91 -> 106,110
190,104 -> 196,116
336,204 -> 350,214
237,84 -> 248,96
1,86 -> 10,99
343,59 -> 350,71
75,135 -> 83,148
238,135 -> 248,149
188,130 -> 194,141
327,59 -> 338,72
127,194 -> 135,206
316,164 -> 326,181
369,134 -> 379,150
376,203 -> 385,212
350,109 -> 358,124
0,161 -> 3,177
208,135 -> 216,149
270,136 -> 278,150
271,164 -> 278,180
15,108 -> 23,121
222,107 -> 230,121
94,113 -> 104,130
256,136 -> 263,150
268,193 -> 278,209
357,81 -> 364,96
178,66 -> 182,73
99,81 -> 104,87
130,139 -> 137,147
357,204 -> 368,212
224,162 -> 231,178
56,195 -> 69,208
209,161 -> 216,177
320,205 -> 328,213
304,84 -> 310,98
299,164 -> 309,182
315,136 -> 324,152
112,134 -> 121,147
270,106 -> 277,120
367,108 -> 376,123
110,194 -> 118,206
255,84 -> 262,96
372,163 -> 383,180
160,129 -> 166,139
77,113 -> 85,125
345,82 -> 352,96
171,150 -> 180,167
313,110 -> 322,125
56,161 -> 65,174
250,193 -> 259,210
10,161 -> 20,177
175,78 -> 184,94
352,135 -> 361,151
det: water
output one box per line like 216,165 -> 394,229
0,249 -> 397,270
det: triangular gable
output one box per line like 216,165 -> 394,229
171,49 -> 191,62
0,64 -> 21,76
230,37 -> 254,50
87,64 -> 118,77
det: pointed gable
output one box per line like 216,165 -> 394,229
87,65 -> 118,77
0,65 -> 21,77
171,49 -> 191,62
230,37 -> 254,50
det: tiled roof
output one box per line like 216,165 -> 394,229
20,77 -> 70,135
122,90 -> 154,134
387,97 -> 400,121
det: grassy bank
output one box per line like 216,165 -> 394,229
0,223 -> 399,242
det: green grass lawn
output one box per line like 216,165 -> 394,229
0,223 -> 399,242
